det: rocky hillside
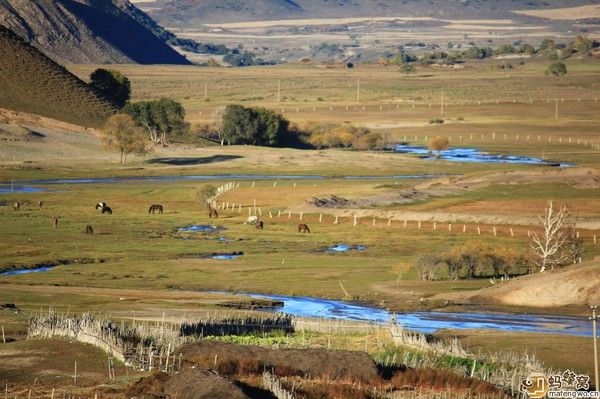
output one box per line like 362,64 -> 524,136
0,26 -> 116,127
0,0 -> 190,64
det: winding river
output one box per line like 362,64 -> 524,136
1,264 -> 591,336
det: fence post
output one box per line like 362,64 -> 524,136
353,216 -> 358,227
334,216 -> 339,225
372,218 -> 376,226
319,214 -> 323,223
477,227 -> 481,235
288,211 -> 291,219
299,212 -> 303,221
388,219 -> 391,227
493,226 -> 497,236
510,228 -> 514,237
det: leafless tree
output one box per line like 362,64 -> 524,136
530,201 -> 578,272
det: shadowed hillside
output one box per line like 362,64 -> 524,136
0,26 -> 116,128
0,0 -> 190,65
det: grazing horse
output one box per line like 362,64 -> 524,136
255,221 -> 264,230
12,202 -> 20,212
85,225 -> 94,235
208,207 -> 218,218
298,223 -> 311,233
95,202 -> 107,210
148,204 -> 163,214
245,215 -> 258,224
102,206 -> 113,215
37,201 -> 43,209
53,217 -> 59,229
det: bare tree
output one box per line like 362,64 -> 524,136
427,136 -> 450,158
530,201 -> 578,272
103,114 -> 149,164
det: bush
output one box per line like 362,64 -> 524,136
416,240 -> 529,280
428,118 -> 444,124
305,124 -> 383,150
546,62 -> 567,76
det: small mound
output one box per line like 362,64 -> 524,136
178,340 -> 379,382
126,369 -> 250,399
310,195 -> 355,208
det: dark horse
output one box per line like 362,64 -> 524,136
256,221 -> 264,230
298,223 -> 310,233
102,207 -> 113,215
85,225 -> 94,235
149,204 -> 163,214
208,207 -> 218,218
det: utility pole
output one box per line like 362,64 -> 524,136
356,78 -> 360,102
441,88 -> 444,116
277,79 -> 281,102
592,306 -> 599,391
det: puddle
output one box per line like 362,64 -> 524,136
211,252 -> 244,260
394,144 -> 573,167
327,244 -> 367,252
177,225 -> 219,233
0,265 -> 56,276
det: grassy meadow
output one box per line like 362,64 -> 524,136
1,58 -> 600,393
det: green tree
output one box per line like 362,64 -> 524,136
123,98 -> 189,143
221,104 -> 289,146
573,36 -> 594,55
90,69 -> 131,108
103,114 -> 148,164
546,62 -> 567,77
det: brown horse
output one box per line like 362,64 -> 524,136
298,223 -> 310,233
53,217 -> 59,229
256,221 -> 264,230
148,204 -> 163,214
85,225 -> 94,235
38,201 -> 43,209
208,208 -> 219,218
12,202 -> 20,212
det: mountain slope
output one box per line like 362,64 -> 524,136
0,0 -> 190,65
143,0 -> 597,25
0,26 -> 116,128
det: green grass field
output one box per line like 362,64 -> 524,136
1,58 -> 600,392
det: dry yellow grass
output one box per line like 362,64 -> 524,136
513,5 -> 600,20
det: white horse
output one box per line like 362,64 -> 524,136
245,215 -> 258,224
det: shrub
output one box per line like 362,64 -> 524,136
546,62 -> 567,76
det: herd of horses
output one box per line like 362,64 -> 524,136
9,200 -> 311,234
